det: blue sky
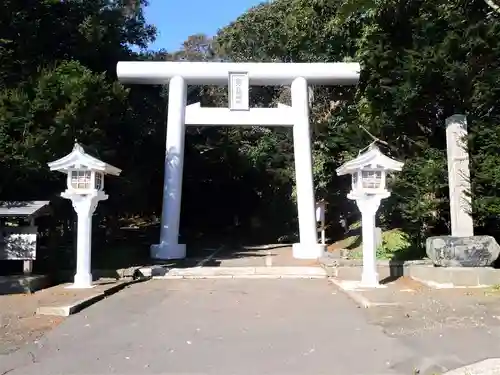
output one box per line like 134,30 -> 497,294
144,0 -> 265,51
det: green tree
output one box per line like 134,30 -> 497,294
214,0 -> 500,253
0,0 -> 165,271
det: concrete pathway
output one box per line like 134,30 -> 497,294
2,279 -> 414,375
209,245 -> 319,267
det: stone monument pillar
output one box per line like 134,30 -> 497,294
446,114 -> 474,237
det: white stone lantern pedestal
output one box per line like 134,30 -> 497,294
337,144 -> 403,288
48,143 -> 121,289
348,191 -> 389,287
62,190 -> 107,288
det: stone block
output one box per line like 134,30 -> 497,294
136,266 -> 168,278
254,266 -> 326,276
409,265 -> 451,284
407,264 -> 500,287
36,305 -> 73,317
408,264 -> 428,280
334,266 -> 362,279
278,274 -> 327,279
448,268 -> 480,287
426,235 -> 500,267
168,267 -> 256,277
477,268 -> 500,286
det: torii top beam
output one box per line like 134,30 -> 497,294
116,61 -> 361,86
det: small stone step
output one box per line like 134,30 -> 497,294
151,266 -> 328,279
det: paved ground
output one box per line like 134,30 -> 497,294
3,273 -> 500,374
1,279 -> 413,375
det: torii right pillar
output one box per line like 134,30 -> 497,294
446,114 -> 474,236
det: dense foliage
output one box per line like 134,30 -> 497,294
2,0 -> 500,269
215,0 -> 500,253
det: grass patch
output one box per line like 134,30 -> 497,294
377,229 -> 413,259
335,227 -> 418,260
335,234 -> 361,251
483,284 -> 500,297
489,284 -> 500,293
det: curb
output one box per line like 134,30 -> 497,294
328,278 -> 400,308
151,266 -> 328,280
329,278 -> 373,308
194,246 -> 224,267
155,274 -> 327,280
36,279 -> 144,317
135,247 -> 225,278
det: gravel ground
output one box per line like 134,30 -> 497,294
363,278 -> 500,336
0,293 -> 64,355
0,279 -> 130,356
358,278 -> 500,373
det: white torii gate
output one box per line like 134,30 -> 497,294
116,61 -> 360,260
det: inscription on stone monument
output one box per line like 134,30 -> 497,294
426,235 -> 500,267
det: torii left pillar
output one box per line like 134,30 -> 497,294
150,76 -> 187,260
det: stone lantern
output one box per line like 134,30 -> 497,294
48,143 -> 121,288
336,144 -> 403,287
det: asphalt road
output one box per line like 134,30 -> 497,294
1,279 -> 415,375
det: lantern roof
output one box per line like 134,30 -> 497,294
47,143 -> 121,176
336,144 -> 403,176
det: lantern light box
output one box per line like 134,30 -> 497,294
336,144 -> 403,198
